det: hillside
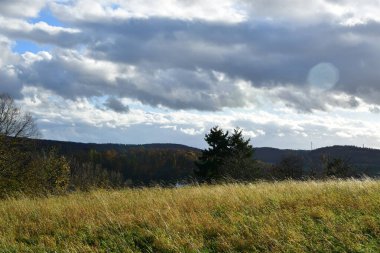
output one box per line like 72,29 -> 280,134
34,139 -> 199,153
0,180 -> 379,252
31,139 -> 200,186
34,139 -> 380,178
255,146 -> 380,176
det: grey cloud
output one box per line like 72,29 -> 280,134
329,96 -> 359,109
370,106 -> 380,114
0,38 -> 23,98
74,18 -> 380,108
115,68 -> 250,111
17,50 -> 113,98
275,88 -> 327,113
0,67 -> 23,98
268,87 -> 361,113
274,91 -> 362,113
10,50 -> 250,110
104,97 -> 129,113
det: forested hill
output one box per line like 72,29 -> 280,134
32,139 -> 380,182
255,146 -> 380,176
34,139 -> 199,154
32,139 -> 200,186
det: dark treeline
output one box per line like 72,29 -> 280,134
0,136 -> 199,196
0,133 -> 378,198
31,139 -> 199,188
67,146 -> 198,189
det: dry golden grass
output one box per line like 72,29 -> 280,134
0,179 -> 379,252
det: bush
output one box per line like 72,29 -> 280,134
322,156 -> 353,178
27,149 -> 70,195
274,153 -> 304,179
0,138 -> 70,197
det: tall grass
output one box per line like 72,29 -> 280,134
0,179 -> 379,252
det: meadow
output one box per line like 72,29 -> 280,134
0,179 -> 379,252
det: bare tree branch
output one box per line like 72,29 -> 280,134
0,94 -> 39,138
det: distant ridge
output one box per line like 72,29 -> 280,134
255,145 -> 380,176
34,138 -> 200,153
32,139 -> 380,176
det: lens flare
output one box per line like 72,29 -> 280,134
307,62 -> 339,90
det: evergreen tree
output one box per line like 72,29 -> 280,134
222,128 -> 256,180
229,128 -> 254,160
195,126 -> 255,182
195,126 -> 230,181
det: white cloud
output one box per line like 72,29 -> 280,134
0,36 -> 19,67
22,51 -> 52,64
0,0 -> 47,18
180,127 -> 204,136
50,0 -> 247,23
160,125 -> 177,130
0,18 -> 79,35
241,0 -> 380,26
244,130 -> 264,138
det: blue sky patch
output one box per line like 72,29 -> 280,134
29,7 -> 63,27
13,40 -> 51,53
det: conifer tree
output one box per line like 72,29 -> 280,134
195,126 -> 255,182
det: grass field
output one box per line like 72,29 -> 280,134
0,179 -> 379,252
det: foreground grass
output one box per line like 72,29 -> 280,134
0,180 -> 379,252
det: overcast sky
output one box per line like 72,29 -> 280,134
1,0 -> 380,149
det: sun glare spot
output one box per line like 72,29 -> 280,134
307,62 -> 339,90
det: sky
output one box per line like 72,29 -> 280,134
1,0 -> 380,149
